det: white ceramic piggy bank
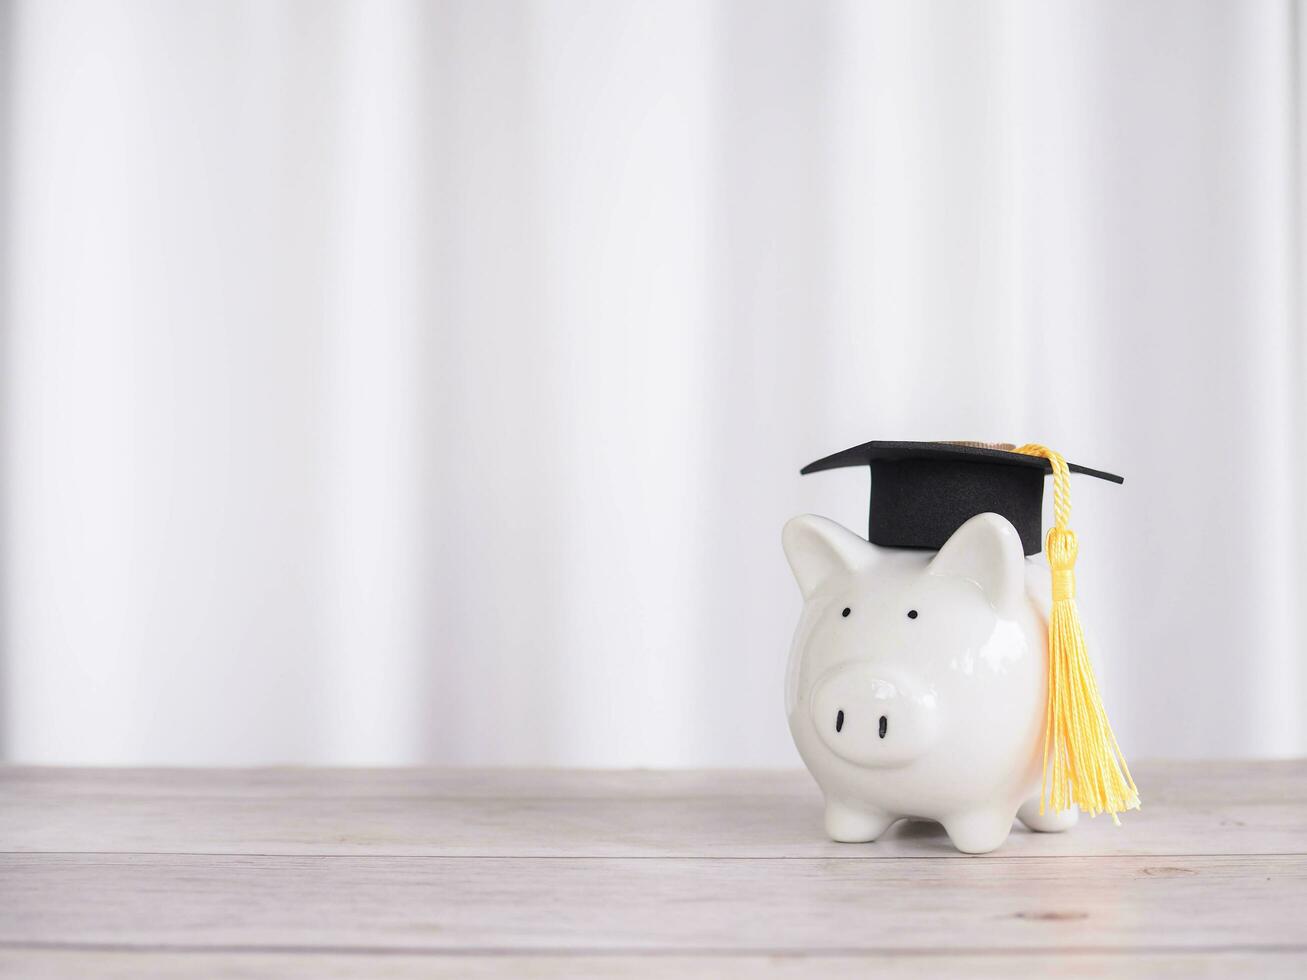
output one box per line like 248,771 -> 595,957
782,511 -> 1078,854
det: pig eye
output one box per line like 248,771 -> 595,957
906,609 -> 918,619
841,607 -> 851,618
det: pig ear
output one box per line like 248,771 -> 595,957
782,515 -> 874,599
928,513 -> 1026,613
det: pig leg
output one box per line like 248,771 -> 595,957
824,799 -> 897,843
942,807 -> 1018,854
1017,797 -> 1079,833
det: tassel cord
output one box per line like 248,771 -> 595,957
1014,443 -> 1139,820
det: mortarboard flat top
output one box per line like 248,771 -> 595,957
800,440 -> 1123,556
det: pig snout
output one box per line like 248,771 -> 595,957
811,663 -> 938,768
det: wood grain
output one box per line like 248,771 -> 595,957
1,761 -> 1304,978
3,950 -> 1307,980
5,758 -> 1303,802
2,853 -> 1305,952
2,760 -> 1303,859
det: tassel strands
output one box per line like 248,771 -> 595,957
1014,443 -> 1139,822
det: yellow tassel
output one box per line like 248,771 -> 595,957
1013,443 -> 1139,822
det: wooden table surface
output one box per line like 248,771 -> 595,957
1,760 -> 1304,978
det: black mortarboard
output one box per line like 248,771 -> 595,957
800,440 -> 1123,556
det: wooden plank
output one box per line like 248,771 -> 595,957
3,949 -> 1307,980
0,792 -> 1300,858
2,761 -> 1302,858
3,759 -> 1301,803
1,853 -> 1303,953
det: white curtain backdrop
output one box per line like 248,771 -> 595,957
2,0 -> 1304,766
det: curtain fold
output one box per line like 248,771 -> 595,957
2,0 -> 1303,765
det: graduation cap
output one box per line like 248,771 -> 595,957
800,439 -> 1124,556
796,439 -> 1138,821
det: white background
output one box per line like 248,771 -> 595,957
2,0 -> 1304,766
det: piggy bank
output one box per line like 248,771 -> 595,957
782,510 -> 1078,854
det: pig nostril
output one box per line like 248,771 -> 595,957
836,710 -> 845,733
879,715 -> 888,739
